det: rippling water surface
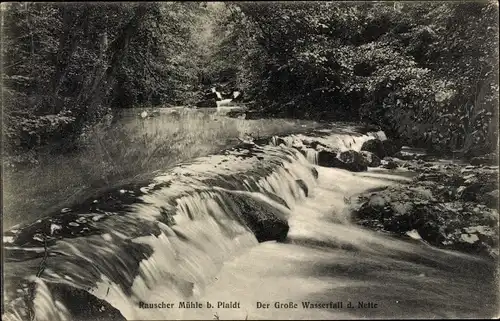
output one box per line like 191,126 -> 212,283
3,128 -> 497,320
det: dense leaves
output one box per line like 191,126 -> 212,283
212,1 -> 499,156
2,3 -> 206,154
2,2 -> 498,158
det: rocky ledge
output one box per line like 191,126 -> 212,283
350,156 -> 499,260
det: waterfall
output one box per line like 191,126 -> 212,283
305,148 -> 318,164
3,128 -> 496,320
3,141 -> 318,321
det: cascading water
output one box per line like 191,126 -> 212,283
3,127 -> 497,320
3,136 -> 317,321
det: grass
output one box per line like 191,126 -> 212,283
3,107 -> 321,230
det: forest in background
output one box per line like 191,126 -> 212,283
2,1 -> 499,163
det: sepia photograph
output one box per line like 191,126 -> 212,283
1,1 -> 499,320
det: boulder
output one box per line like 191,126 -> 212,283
360,151 -> 382,167
381,158 -> 398,169
228,192 -> 290,243
394,150 -> 416,160
317,150 -> 341,168
361,138 -> 402,159
361,139 -> 386,159
338,150 -> 368,172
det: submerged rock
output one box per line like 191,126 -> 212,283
49,283 -> 126,321
394,150 -> 417,160
296,179 -> 309,197
311,167 -> 319,179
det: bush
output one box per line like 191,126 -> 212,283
211,2 -> 499,155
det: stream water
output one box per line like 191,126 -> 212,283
3,127 -> 497,320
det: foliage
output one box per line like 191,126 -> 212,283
213,1 -> 499,155
2,2 -> 206,155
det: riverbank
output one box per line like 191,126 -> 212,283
2,108 -> 324,231
350,152 -> 499,260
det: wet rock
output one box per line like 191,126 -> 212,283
361,139 -> 386,159
360,151 -> 381,167
296,179 -> 309,197
317,150 -> 341,168
338,150 -> 368,172
381,158 -> 398,169
228,192 -> 290,243
273,137 -> 288,147
351,160 -> 499,260
394,151 -> 417,160
311,167 -> 319,179
253,137 -> 272,146
226,110 -> 246,118
49,284 -> 126,321
307,140 -> 330,150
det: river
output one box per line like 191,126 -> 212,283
3,126 -> 497,320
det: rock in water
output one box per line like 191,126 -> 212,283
226,192 -> 290,243
361,138 -> 402,159
49,283 -> 126,321
338,150 -> 368,172
360,139 -> 386,159
317,150 -> 342,167
360,151 -> 382,167
311,167 -> 319,179
381,158 -> 399,169
295,179 -> 309,197
394,150 -> 417,160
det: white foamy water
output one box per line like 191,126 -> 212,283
180,167 -> 497,320
3,130 -> 497,321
